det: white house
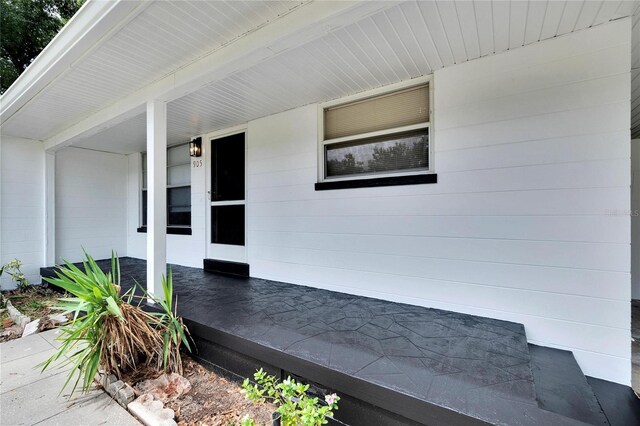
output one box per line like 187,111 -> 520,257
1,0 -> 639,396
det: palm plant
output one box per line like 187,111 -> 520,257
41,251 -> 190,394
138,269 -> 191,374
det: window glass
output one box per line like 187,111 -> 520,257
326,129 -> 428,178
211,133 -> 244,201
211,205 -> 244,246
141,144 -> 191,227
168,164 -> 190,187
168,187 -> 191,227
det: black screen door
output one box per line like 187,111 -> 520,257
209,132 -> 245,249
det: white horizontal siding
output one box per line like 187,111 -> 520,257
0,137 -> 45,288
55,147 -> 127,263
246,21 -> 631,385
632,139 -> 640,300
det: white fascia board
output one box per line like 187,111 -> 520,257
0,0 -> 150,126
44,0 -> 402,152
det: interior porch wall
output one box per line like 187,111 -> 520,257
632,139 -> 640,300
245,20 -> 631,385
0,136 -> 45,289
55,147 -> 127,263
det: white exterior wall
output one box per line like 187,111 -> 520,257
55,147 -> 127,263
0,136 -> 45,289
632,139 -> 640,300
245,21 -> 631,384
126,152 -> 206,268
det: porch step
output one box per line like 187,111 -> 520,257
528,344 -> 608,425
587,376 -> 640,426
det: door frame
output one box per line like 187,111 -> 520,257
204,124 -> 248,263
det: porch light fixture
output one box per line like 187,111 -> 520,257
189,137 -> 202,157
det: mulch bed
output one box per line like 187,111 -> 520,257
0,286 -> 64,342
122,355 -> 274,426
4,287 -> 59,318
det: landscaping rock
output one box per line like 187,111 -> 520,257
48,313 -> 68,324
6,300 -> 30,329
135,373 -> 191,403
117,384 -> 136,407
108,379 -> 126,396
0,324 -> 22,341
128,394 -> 176,426
21,319 -> 40,337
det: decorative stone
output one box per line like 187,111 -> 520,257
107,379 -> 125,397
134,373 -> 191,403
48,313 -> 68,324
128,394 -> 176,426
116,385 -> 136,407
21,319 -> 40,337
6,300 -> 30,329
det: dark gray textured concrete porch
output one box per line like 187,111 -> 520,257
42,258 -> 616,425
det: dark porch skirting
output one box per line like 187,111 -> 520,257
42,257 -> 634,426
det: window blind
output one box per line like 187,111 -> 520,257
324,84 -> 429,140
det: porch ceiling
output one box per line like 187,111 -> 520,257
2,1 -> 640,149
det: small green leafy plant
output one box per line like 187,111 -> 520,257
0,258 -> 30,290
241,369 -> 340,426
41,250 -> 191,394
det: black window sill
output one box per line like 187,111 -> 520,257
136,226 -> 192,235
315,173 -> 437,191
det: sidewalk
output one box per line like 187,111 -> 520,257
0,329 -> 139,426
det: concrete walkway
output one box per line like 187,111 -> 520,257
0,329 -> 139,426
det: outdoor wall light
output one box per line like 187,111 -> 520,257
189,137 -> 202,157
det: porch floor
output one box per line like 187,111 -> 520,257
43,257 -> 611,425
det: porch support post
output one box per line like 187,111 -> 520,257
45,151 -> 55,265
146,100 -> 167,300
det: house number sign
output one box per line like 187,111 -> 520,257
192,159 -> 203,168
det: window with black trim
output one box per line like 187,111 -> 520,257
141,143 -> 191,229
318,82 -> 433,190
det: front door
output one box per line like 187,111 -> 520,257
207,132 -> 246,262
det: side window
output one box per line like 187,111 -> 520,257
319,83 -> 432,188
141,143 -> 191,228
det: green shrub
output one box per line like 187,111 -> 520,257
41,251 -> 191,394
0,258 -> 30,290
241,369 -> 340,426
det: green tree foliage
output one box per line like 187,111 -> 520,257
0,0 -> 84,94
326,152 -> 365,176
368,135 -> 428,172
327,135 -> 428,177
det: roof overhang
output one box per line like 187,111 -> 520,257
0,0 -> 149,128
1,0 -> 639,151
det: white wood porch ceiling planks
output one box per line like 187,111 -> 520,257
2,1 -> 639,149
0,0 -> 306,142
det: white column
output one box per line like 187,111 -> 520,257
45,151 -> 56,265
146,100 -> 167,300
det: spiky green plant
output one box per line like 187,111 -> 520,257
41,251 -> 191,394
136,268 -> 191,374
